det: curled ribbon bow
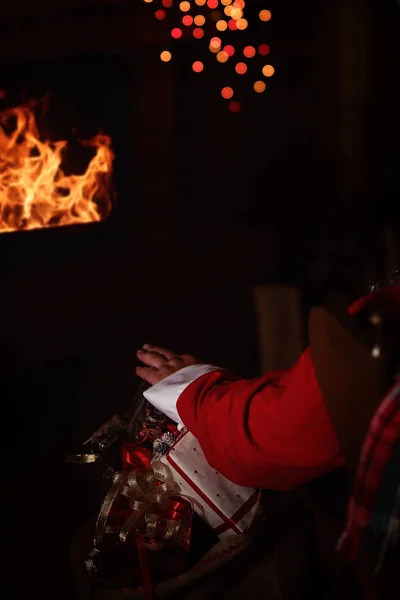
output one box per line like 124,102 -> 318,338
85,446 -> 192,600
87,460 -> 190,571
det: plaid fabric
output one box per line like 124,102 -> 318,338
337,378 -> 400,572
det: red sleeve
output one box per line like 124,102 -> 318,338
177,349 -> 345,491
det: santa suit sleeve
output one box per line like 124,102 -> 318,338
144,350 -> 345,491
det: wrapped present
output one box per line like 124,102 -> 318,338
86,442 -> 193,599
65,384 -> 177,486
129,402 -> 169,446
159,431 -> 260,540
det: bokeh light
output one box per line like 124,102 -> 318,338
259,10 -> 272,22
221,86 -> 234,99
210,36 -> 222,49
146,0 -> 274,109
160,50 -> 172,62
229,101 -> 241,113
258,44 -> 270,56
243,45 -> 256,58
192,61 -> 204,72
236,18 -> 248,30
171,27 -> 183,38
193,27 -> 204,38
216,19 -> 228,31
262,64 -> 275,77
223,44 -> 235,57
235,62 -> 247,74
230,8 -> 243,20
217,50 -> 229,63
253,80 -> 266,93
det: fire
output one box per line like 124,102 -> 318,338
0,102 -> 114,233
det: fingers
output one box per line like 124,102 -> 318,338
142,344 -> 175,360
136,366 -> 160,386
136,345 -> 197,387
137,349 -> 167,369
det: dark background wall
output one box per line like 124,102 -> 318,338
1,0 -> 399,598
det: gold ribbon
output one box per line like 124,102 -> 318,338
91,461 -> 185,556
65,453 -> 100,463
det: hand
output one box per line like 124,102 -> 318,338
136,344 -> 197,386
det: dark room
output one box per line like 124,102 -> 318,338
2,1 -> 400,599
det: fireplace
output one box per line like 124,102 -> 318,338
0,53 -> 134,274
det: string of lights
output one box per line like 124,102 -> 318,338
143,0 -> 274,112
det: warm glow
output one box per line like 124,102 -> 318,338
221,0 -> 232,5
210,36 -> 222,49
258,44 -> 270,56
193,28 -> 204,38
235,62 -> 247,74
155,9 -> 167,20
194,14 -> 206,25
207,0 -> 218,7
182,15 -> 194,25
221,86 -> 234,99
179,1 -> 191,11
228,19 -> 237,30
253,80 -> 266,93
171,27 -> 183,38
160,50 -> 172,61
217,50 -> 229,63
0,103 -> 114,233
192,61 -> 204,72
162,0 -> 173,6
262,64 -> 275,77
259,9 -> 272,22
143,0 -> 153,3
233,0 -> 245,7
243,45 -> 256,58
228,100 -> 240,113
195,0 -> 206,4
216,20 -> 228,31
236,18 -> 248,29
223,45 -> 235,57
224,5 -> 233,16
230,8 -> 243,19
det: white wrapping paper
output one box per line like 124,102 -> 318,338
159,431 -> 259,539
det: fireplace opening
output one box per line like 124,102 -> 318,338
0,53 -> 134,273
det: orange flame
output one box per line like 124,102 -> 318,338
0,103 -> 114,233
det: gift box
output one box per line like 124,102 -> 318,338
160,431 -> 260,539
69,389 -> 261,599
85,441 -> 193,599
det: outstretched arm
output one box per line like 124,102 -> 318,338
136,344 -> 344,491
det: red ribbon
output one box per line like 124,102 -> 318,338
121,443 -> 152,472
137,542 -> 154,600
118,442 -> 192,598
